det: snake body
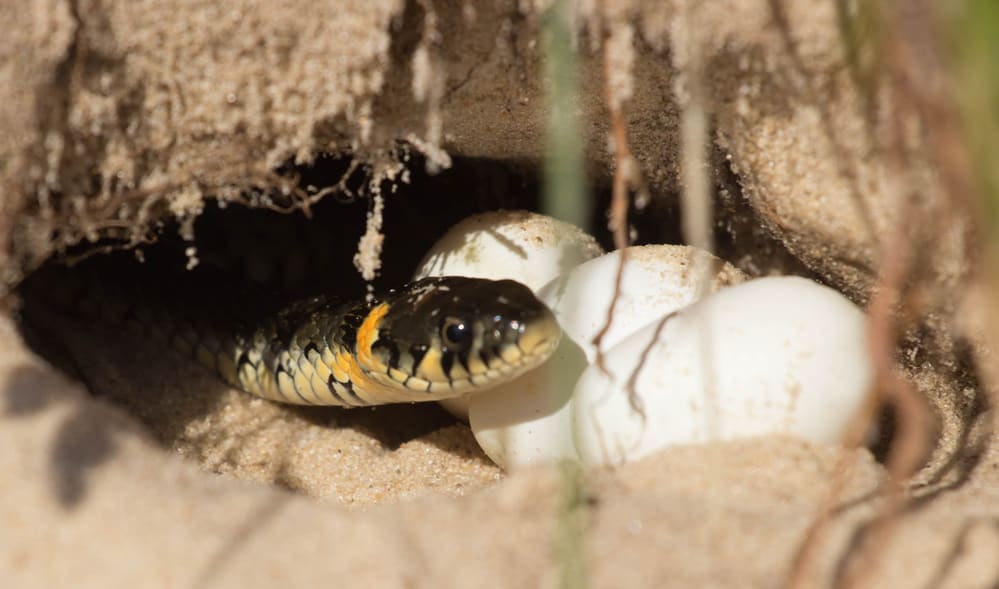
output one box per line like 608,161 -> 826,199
40,267 -> 561,407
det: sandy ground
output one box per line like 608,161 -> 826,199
5,312 -> 999,588
1,0 -> 995,587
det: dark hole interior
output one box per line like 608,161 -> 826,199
15,151 -> 686,456
17,149 -> 844,468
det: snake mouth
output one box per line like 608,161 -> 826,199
510,312 -> 561,368
447,309 -> 562,394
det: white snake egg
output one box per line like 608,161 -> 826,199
572,276 -> 872,467
469,245 -> 746,470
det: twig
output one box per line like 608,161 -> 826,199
832,3 -> 973,585
783,2 -> 964,585
591,27 -> 635,375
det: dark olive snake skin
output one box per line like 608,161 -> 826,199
42,270 -> 561,407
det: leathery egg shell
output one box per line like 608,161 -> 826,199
413,210 -> 603,290
539,246 -> 747,361
572,276 -> 873,466
469,245 -> 745,470
413,210 -> 603,419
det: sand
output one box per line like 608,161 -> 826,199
5,316 -> 999,587
1,0 -> 995,587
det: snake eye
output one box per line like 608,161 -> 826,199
441,317 -> 472,349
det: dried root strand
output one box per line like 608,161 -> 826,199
592,22 -> 637,375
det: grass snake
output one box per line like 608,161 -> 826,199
27,261 -> 562,408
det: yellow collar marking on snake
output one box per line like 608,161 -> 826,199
333,347 -> 396,400
356,302 -> 389,371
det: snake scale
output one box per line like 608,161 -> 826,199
30,259 -> 562,408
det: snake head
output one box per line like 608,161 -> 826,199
362,276 -> 561,398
